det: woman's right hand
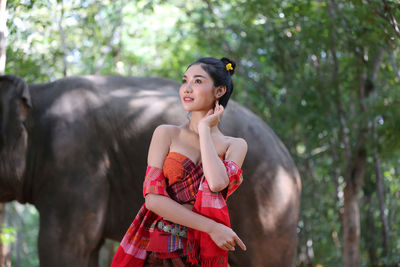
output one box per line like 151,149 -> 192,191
207,222 -> 247,251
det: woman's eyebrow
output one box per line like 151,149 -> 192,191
182,74 -> 208,79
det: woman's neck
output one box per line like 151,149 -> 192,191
187,110 -> 219,135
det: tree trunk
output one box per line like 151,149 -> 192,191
387,48 -> 400,83
372,130 -> 389,256
0,204 -> 4,267
340,43 -> 383,267
94,2 -> 123,74
369,47 -> 388,257
0,0 -> 7,73
0,0 -> 8,266
343,148 -> 366,267
0,204 -> 10,267
329,136 -> 343,257
106,240 -> 115,267
16,229 -> 22,267
326,2 -> 364,264
365,194 -> 378,266
58,0 -> 67,77
342,193 -> 360,267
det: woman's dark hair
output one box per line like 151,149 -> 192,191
187,57 -> 236,108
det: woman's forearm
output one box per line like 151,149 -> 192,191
198,124 -> 229,192
145,193 -> 217,233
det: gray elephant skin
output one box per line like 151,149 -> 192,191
0,74 -> 301,267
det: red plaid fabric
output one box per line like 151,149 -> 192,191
143,166 -> 169,197
167,168 -> 202,204
111,156 -> 243,267
111,165 -> 167,267
186,160 -> 243,267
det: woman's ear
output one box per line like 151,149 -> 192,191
215,85 -> 226,99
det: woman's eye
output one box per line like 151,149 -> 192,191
181,79 -> 186,84
195,79 -> 202,84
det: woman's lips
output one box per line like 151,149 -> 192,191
183,97 -> 194,102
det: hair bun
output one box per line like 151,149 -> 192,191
220,57 -> 236,76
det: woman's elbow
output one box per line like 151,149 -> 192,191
209,178 -> 229,193
145,194 -> 156,210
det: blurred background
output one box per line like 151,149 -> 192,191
0,0 -> 399,266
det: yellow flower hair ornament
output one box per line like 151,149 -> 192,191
226,63 -> 233,71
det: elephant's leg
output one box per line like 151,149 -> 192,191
88,238 -> 105,267
36,172 -> 109,267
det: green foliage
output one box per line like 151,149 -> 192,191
0,225 -> 17,245
5,203 -> 40,266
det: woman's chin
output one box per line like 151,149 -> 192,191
182,105 -> 196,112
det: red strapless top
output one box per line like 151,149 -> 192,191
163,151 -> 225,185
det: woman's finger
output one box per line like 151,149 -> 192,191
222,242 -> 235,251
228,241 -> 236,250
220,244 -> 229,251
234,236 -> 247,251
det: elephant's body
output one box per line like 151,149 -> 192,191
0,75 -> 301,267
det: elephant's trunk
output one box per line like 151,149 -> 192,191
0,146 -> 25,202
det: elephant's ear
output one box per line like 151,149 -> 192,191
15,77 -> 32,121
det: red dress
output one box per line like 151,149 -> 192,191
111,152 -> 243,267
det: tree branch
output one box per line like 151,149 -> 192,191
382,0 -> 400,39
387,48 -> 400,83
367,0 -> 400,39
58,0 -> 68,77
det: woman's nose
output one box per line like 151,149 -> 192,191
184,82 -> 193,93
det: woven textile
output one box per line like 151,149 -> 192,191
111,152 -> 243,267
185,160 -> 243,267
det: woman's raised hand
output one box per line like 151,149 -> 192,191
208,222 -> 247,251
199,100 -> 224,129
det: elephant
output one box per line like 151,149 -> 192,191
0,74 -> 301,267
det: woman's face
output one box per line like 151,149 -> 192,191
179,64 -> 216,112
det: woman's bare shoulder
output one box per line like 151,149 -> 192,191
222,135 -> 247,146
154,124 -> 180,137
223,136 -> 248,168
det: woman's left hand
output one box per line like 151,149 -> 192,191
199,100 -> 224,129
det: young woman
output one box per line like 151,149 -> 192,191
111,57 -> 248,267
